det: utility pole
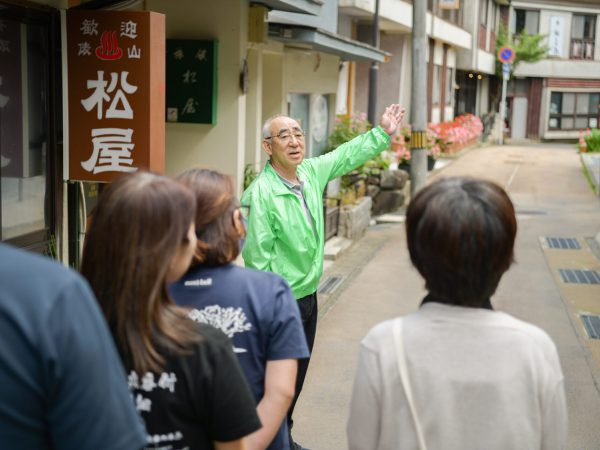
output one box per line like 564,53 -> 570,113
410,0 -> 427,194
499,64 -> 509,145
367,0 -> 380,127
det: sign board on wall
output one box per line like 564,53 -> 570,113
439,0 -> 460,10
166,40 -> 218,124
548,16 -> 564,57
66,10 -> 165,182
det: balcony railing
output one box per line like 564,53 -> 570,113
570,38 -> 595,60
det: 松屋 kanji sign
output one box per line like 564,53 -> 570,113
66,10 -> 165,182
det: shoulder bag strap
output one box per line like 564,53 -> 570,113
393,317 -> 428,450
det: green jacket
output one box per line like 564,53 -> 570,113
241,126 -> 390,299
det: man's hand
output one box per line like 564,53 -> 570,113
379,104 -> 405,136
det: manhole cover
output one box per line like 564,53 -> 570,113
318,276 -> 345,294
558,269 -> 600,284
545,237 -> 581,249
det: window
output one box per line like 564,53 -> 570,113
0,6 -> 59,254
480,0 -> 488,25
571,15 -> 596,60
441,8 -> 462,26
549,92 -> 600,130
512,9 -> 539,35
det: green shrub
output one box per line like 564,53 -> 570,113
243,164 -> 258,190
584,128 -> 600,153
325,113 -> 394,204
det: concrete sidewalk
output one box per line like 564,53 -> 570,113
294,143 -> 600,450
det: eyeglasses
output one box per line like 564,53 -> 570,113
265,129 -> 305,143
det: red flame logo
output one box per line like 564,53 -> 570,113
95,31 -> 123,60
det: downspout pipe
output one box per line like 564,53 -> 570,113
367,0 -> 380,127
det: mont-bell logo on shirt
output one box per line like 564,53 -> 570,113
184,277 -> 212,287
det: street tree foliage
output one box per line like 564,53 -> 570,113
495,24 -> 548,77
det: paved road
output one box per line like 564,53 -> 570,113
293,143 -> 600,450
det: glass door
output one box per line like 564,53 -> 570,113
0,3 -> 61,255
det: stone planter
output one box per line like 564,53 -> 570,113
444,137 -> 477,154
338,196 -> 372,240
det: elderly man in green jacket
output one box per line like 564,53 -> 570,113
242,104 -> 404,450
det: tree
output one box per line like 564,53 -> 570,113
495,24 -> 548,77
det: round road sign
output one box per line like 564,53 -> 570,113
498,46 -> 515,64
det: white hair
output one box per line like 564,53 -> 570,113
262,115 -> 288,140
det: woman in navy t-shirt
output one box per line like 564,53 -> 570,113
171,169 -> 310,450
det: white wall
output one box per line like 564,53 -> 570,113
433,41 -> 444,66
430,16 -> 472,51
476,49 -> 495,74
336,62 -> 350,114
245,48 -> 263,176
515,59 -> 600,78
147,0 -> 248,194
284,50 -> 339,94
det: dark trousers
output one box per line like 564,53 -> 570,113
287,292 -> 318,432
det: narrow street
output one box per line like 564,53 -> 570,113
294,143 -> 600,450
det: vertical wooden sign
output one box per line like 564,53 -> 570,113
66,10 -> 165,182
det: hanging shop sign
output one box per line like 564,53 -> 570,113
548,16 -> 565,57
66,10 -> 165,182
166,39 -> 218,124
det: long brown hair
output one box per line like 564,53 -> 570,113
81,172 -> 200,373
177,168 -> 240,266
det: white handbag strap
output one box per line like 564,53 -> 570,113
393,318 -> 428,450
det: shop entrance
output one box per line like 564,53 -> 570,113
0,3 -> 62,257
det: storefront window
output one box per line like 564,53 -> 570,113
0,5 -> 57,253
549,92 -> 600,130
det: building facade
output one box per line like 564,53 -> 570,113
508,0 -> 600,140
0,0 -> 384,264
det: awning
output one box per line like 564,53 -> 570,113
251,0 -> 322,15
268,25 -> 390,63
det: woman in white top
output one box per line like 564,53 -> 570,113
347,176 -> 567,450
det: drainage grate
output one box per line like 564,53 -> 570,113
558,269 -> 600,285
581,315 -> 600,339
318,276 -> 345,295
546,237 -> 581,250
